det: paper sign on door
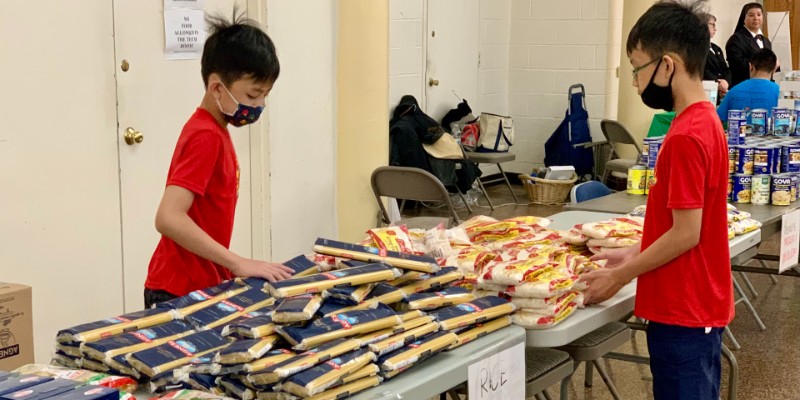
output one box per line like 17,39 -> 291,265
467,342 -> 525,400
780,209 -> 800,273
164,0 -> 205,60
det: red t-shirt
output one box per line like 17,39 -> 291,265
145,108 -> 238,296
635,101 -> 734,328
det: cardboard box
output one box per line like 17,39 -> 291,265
0,283 -> 33,370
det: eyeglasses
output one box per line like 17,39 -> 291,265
631,56 -> 662,80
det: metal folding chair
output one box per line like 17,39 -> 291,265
599,119 -> 643,184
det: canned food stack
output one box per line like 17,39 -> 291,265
627,136 -> 663,195
727,109 -> 800,206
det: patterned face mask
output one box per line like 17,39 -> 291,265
216,83 -> 264,127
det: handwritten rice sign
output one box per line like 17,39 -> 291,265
468,342 -> 524,400
780,210 -> 800,273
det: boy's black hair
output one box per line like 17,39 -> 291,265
626,0 -> 709,78
201,9 -> 280,87
734,3 -> 763,34
750,48 -> 777,73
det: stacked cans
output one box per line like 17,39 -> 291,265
726,108 -> 800,146
730,135 -> 800,206
627,135 -> 664,195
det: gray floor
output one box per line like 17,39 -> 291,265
409,183 -> 800,400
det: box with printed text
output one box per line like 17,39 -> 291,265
0,283 -> 33,370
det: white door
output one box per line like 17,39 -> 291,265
424,0 -> 480,122
0,1 -> 124,363
114,0 -> 254,311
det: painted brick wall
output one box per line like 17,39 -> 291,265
389,0 -> 424,113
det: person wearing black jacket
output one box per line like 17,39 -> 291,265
726,2 -> 777,88
703,14 -> 731,102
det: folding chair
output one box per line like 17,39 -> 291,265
599,119 -> 642,184
462,151 -> 519,210
570,181 -> 613,204
371,166 -> 466,228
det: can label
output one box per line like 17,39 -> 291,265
753,147 -> 773,175
782,145 -> 800,172
732,174 -> 752,203
728,147 -> 738,174
736,146 -> 754,175
627,167 -> 647,195
751,175 -> 771,205
647,139 -> 663,169
792,174 -> 798,202
728,110 -> 746,120
728,118 -> 747,145
727,175 -> 734,202
773,108 -> 793,136
751,109 -> 768,136
772,175 -> 792,205
641,140 -> 651,167
645,169 -> 654,195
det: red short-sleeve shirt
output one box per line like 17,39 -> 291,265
635,101 -> 735,328
145,108 -> 238,296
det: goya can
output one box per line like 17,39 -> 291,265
728,110 -> 746,120
728,118 -> 747,145
645,168 -> 654,195
727,175 -> 734,201
627,165 -> 647,195
647,138 -> 664,169
753,146 -> 775,175
772,174 -> 792,205
732,174 -> 752,204
781,144 -> 800,172
772,108 -> 793,136
751,175 -> 771,205
792,174 -> 799,202
641,139 -> 651,167
736,146 -> 754,175
728,146 -> 738,174
751,108 -> 768,136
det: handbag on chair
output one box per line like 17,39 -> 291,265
478,112 -> 514,152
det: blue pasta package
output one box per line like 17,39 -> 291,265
276,304 -> 401,350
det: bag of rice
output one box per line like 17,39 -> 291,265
478,257 -> 556,286
586,236 -> 641,248
81,320 -> 195,362
215,336 -> 280,365
125,330 -> 230,378
402,287 -> 475,311
312,238 -> 440,273
321,284 -> 375,306
271,295 -> 323,324
448,315 -> 511,350
57,308 -> 178,344
398,267 -> 463,295
278,348 -> 376,397
247,339 -> 362,386
367,320 -> 440,357
517,291 -> 578,316
367,226 -> 414,254
266,263 -> 401,298
503,270 -> 575,298
580,218 -> 643,239
276,305 -> 402,351
432,296 -> 516,330
357,315 -> 435,347
182,288 -> 276,330
731,218 -> 762,235
442,246 -> 496,274
511,302 -> 578,329
377,331 -> 458,372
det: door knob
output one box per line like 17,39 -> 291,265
124,127 -> 144,145
429,78 -> 439,87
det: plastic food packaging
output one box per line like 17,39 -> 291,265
271,294 -> 323,324
312,238 -> 440,273
433,296 -> 516,330
265,264 -> 401,299
275,305 -> 401,351
215,336 -> 280,365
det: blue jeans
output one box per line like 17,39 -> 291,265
646,321 -> 723,400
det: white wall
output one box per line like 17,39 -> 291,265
508,0 -> 622,174
479,0 -> 511,116
389,0 -> 424,113
267,1 -> 338,261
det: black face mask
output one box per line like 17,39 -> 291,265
640,59 -> 675,112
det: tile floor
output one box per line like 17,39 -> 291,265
408,183 -> 800,400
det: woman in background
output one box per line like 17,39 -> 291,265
704,13 -> 731,102
726,2 -> 776,88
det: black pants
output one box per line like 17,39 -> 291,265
144,288 -> 178,309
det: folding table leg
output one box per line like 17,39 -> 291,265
722,344 -> 738,400
496,163 -> 519,203
758,259 -> 780,285
732,275 -> 766,330
724,326 -> 741,350
739,272 -> 758,298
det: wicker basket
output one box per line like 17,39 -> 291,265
518,174 -> 578,205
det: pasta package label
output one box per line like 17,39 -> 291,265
249,339 -> 362,385
276,305 -> 401,350
183,288 -> 275,330
266,263 -> 401,299
81,320 -> 195,361
1,378 -> 75,400
272,294 -> 323,324
215,336 -> 280,365
313,238 -> 440,273
322,284 -> 375,306
449,316 -> 511,349
377,330 -> 458,372
282,255 -> 320,278
280,348 -> 376,397
403,287 -> 476,311
0,376 -> 55,397
57,308 -> 177,344
433,296 -> 516,330
126,330 -> 230,377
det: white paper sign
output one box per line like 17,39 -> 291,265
164,9 -> 205,60
468,342 -> 525,400
165,0 -> 204,10
780,209 -> 800,273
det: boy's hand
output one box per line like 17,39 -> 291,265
590,246 -> 637,269
581,267 -> 627,305
231,258 -> 294,282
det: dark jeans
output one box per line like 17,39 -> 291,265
647,321 -> 723,400
144,288 -> 178,309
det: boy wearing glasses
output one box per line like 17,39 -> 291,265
581,1 -> 733,399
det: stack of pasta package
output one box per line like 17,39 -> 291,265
51,236 -> 516,400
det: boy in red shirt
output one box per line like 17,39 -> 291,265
144,13 -> 293,308
582,1 -> 734,398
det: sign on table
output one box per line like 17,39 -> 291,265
467,342 -> 525,400
780,209 -> 800,273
